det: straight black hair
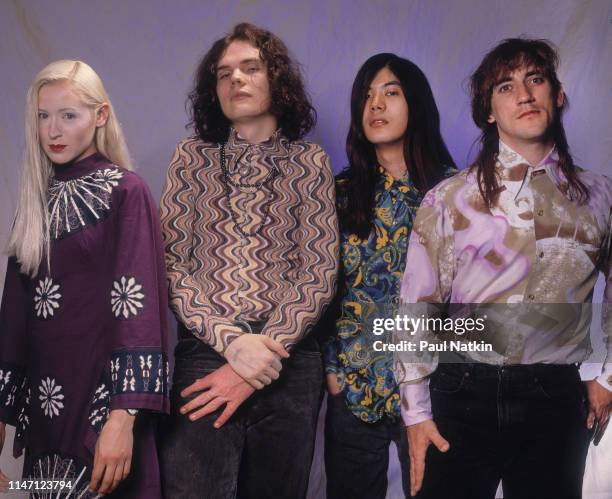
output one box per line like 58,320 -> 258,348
339,53 -> 455,238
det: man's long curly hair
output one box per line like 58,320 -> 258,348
187,22 -> 316,142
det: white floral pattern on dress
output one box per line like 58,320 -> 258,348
38,377 -> 64,418
34,277 -> 61,318
111,276 -> 145,318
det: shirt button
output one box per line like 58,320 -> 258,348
537,209 -> 544,216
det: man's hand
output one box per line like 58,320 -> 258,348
326,373 -> 342,396
406,419 -> 450,497
224,334 -> 289,389
89,410 -> 135,495
180,364 -> 256,428
585,379 -> 612,432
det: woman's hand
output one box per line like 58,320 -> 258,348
0,422 -> 9,493
89,410 -> 135,495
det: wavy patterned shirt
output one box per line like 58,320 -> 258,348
394,141 -> 612,425
324,167 -> 425,422
160,128 -> 339,354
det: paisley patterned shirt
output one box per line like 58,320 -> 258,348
324,167 -> 425,422
394,141 -> 612,425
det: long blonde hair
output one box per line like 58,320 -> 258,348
7,60 -> 133,276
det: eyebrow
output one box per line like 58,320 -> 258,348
493,76 -> 512,86
494,70 -> 544,87
369,80 -> 402,89
37,107 -> 77,112
525,70 -> 542,78
216,58 -> 261,71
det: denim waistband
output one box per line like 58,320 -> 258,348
438,362 -> 579,379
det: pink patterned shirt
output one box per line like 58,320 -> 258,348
395,141 -> 612,425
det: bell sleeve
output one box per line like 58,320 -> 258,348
106,172 -> 170,415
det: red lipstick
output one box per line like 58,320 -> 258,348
49,145 -> 67,153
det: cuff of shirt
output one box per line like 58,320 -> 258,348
596,363 -> 612,392
325,364 -> 339,375
323,339 -> 340,374
399,379 -> 433,426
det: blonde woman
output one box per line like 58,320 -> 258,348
0,60 -> 169,498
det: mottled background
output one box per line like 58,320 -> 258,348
0,1 -> 610,497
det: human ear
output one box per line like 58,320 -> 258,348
556,85 -> 565,108
95,103 -> 109,127
487,114 -> 496,124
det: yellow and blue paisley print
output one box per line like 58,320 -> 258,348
324,167 -> 423,422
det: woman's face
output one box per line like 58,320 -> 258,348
361,66 -> 409,148
37,80 -> 103,164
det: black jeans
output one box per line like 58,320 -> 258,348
159,325 -> 323,499
417,363 -> 590,499
325,393 -> 410,499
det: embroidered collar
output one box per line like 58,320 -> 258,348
48,161 -> 123,239
52,153 -> 111,181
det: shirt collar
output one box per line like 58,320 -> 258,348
497,139 -> 554,174
52,152 -> 110,181
377,165 -> 412,191
226,127 -> 285,153
224,127 -> 288,172
496,140 -> 562,198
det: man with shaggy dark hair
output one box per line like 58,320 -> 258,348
159,23 -> 338,499
395,38 -> 611,499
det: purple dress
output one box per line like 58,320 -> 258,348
0,153 -> 170,498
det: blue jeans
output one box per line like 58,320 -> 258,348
159,324 -> 323,499
417,363 -> 590,499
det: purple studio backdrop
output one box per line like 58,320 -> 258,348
1,1 -> 610,497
